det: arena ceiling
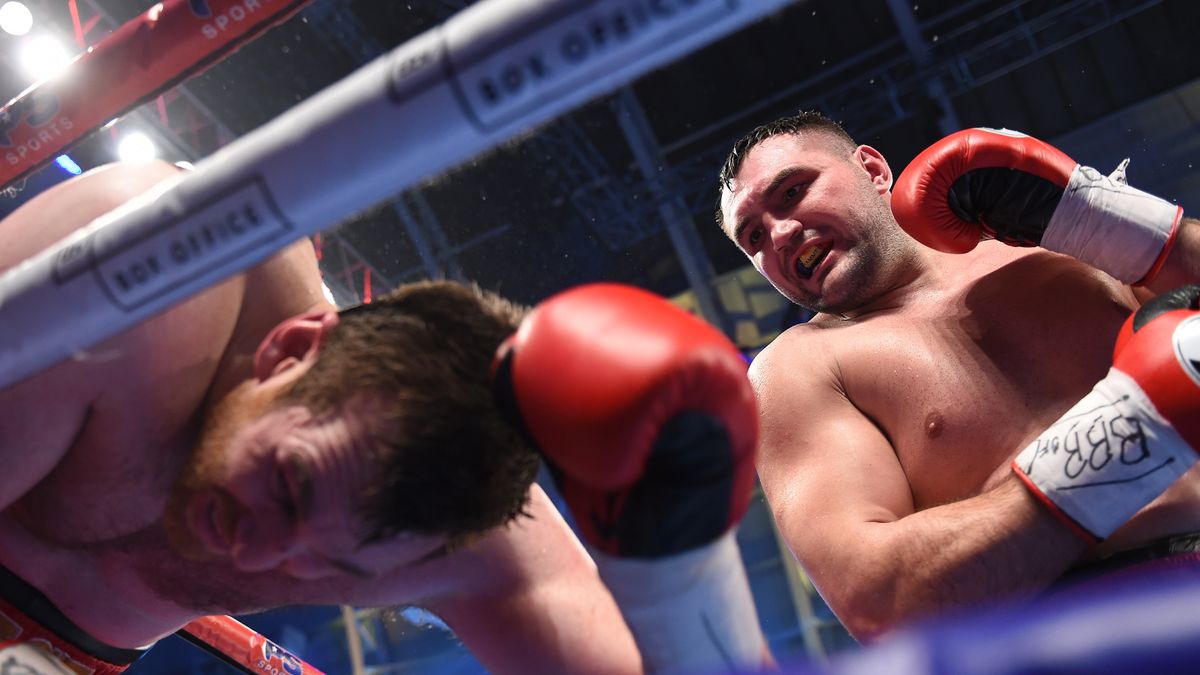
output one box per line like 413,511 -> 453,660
3,1 -> 1198,669
7,0 -> 1199,311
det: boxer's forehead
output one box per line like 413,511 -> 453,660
720,133 -> 849,236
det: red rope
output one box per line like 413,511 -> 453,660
68,0 -> 83,47
0,0 -> 312,190
180,615 -> 326,675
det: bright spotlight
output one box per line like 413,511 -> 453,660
0,2 -> 32,37
116,132 -> 157,162
19,35 -> 71,82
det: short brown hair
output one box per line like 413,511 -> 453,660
716,112 -> 858,229
281,280 -> 538,549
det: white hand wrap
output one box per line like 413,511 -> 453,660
592,530 -> 767,675
1012,368 -> 1197,540
1042,163 -> 1182,284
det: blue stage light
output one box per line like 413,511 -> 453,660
55,155 -> 82,175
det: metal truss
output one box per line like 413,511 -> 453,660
67,0 -> 1164,300
579,0 -> 1166,242
525,115 -> 658,251
59,0 -> 236,160
314,228 -> 395,306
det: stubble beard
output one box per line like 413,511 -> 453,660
799,197 -> 910,317
162,380 -> 258,561
150,386 -> 369,614
149,383 -> 302,613
40,384 -> 347,616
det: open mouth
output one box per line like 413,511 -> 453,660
794,243 -> 830,278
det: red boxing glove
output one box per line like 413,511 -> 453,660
491,283 -> 758,558
1113,286 -> 1200,446
892,127 -> 1183,285
1013,285 -> 1200,541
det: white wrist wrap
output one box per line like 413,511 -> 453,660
1042,163 -> 1181,284
592,531 -> 767,674
1013,368 -> 1197,539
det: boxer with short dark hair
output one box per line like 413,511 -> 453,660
716,112 -> 1200,640
0,161 -> 643,673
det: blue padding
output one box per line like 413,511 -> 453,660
781,562 -> 1200,675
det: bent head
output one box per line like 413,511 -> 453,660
164,280 -> 538,599
717,112 -> 919,315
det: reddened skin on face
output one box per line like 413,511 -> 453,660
253,310 -> 340,381
720,132 -> 910,315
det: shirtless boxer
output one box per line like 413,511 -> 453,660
0,160 -> 643,674
716,112 -> 1200,640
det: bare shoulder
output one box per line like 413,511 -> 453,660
0,161 -> 238,511
748,313 -> 915,522
360,485 -> 596,607
0,161 -> 183,270
748,317 -> 848,396
0,160 -> 243,402
434,485 -> 597,597
748,320 -> 851,482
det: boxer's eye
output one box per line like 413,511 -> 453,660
274,453 -> 314,521
783,181 -> 810,201
272,465 -> 296,520
747,227 -> 763,247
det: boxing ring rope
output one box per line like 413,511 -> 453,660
0,2 -> 1197,673
788,565 -> 1200,675
0,0 -> 313,190
0,0 -> 798,671
0,0 -> 796,392
181,615 -> 326,675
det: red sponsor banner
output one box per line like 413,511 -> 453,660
181,615 -> 326,675
0,0 -> 312,190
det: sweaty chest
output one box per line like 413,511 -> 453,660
836,268 -> 1136,508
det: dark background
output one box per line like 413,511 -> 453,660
2,0 -> 1198,672
6,0 -> 1197,312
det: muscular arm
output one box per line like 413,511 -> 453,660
419,485 -> 642,674
751,335 -> 1085,641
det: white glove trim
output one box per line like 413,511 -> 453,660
1042,164 -> 1182,284
592,531 -> 767,675
1012,368 -> 1197,540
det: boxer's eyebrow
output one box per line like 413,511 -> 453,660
763,166 -> 806,202
733,165 -> 808,244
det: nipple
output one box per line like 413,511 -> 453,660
924,411 -> 945,439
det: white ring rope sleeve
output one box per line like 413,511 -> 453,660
0,0 -> 797,391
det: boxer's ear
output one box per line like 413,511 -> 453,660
855,144 -> 892,194
253,311 -> 340,381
